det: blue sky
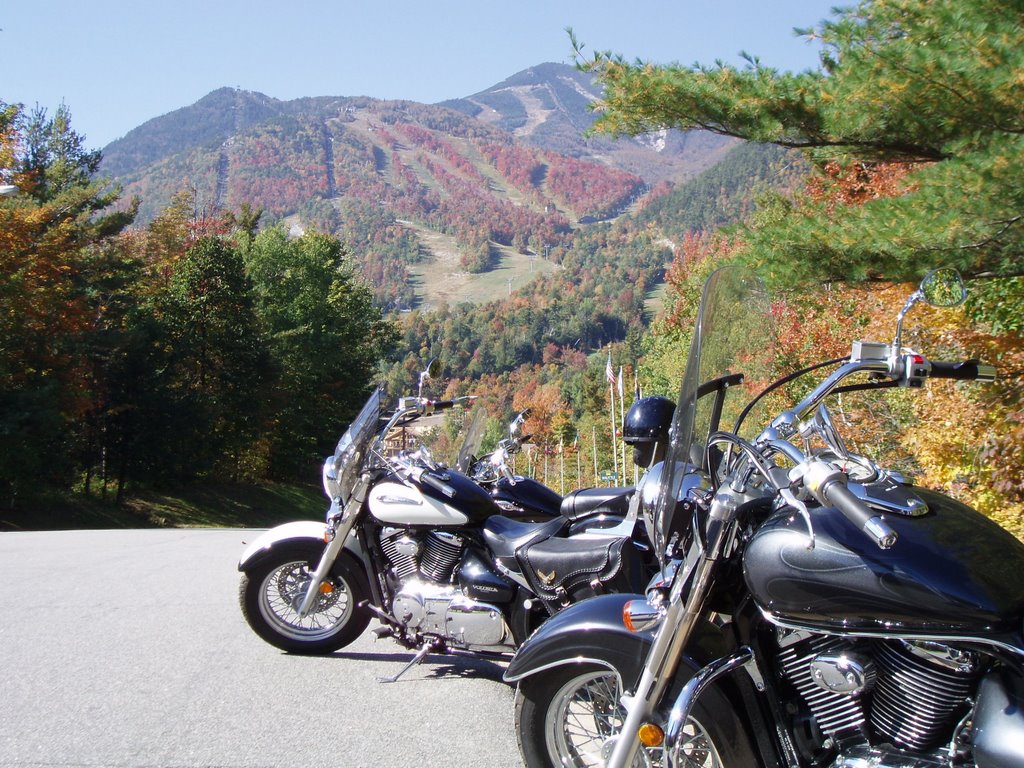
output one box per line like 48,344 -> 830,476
3,0 -> 841,149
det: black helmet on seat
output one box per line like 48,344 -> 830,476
623,396 -> 675,468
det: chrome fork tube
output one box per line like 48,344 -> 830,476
296,477 -> 368,619
606,510 -> 735,768
606,563 -> 714,767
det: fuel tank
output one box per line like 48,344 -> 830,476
743,487 -> 1024,635
368,471 -> 500,527
492,476 -> 561,519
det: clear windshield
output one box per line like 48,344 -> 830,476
330,383 -> 387,502
650,266 -> 774,560
455,405 -> 488,473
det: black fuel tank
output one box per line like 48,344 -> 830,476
743,487 -> 1024,634
420,469 -> 502,524
493,476 -> 561,519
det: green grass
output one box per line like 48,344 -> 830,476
0,481 -> 327,531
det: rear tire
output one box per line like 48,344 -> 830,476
239,544 -> 370,654
514,663 -> 757,768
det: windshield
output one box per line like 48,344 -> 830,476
455,405 -> 488,473
329,383 -> 387,502
651,266 -> 774,559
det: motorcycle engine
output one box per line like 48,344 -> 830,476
380,527 -> 464,583
379,528 -> 514,651
777,629 -> 982,766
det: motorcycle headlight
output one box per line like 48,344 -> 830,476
640,462 -> 710,564
322,456 -> 341,500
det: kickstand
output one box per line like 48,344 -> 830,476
377,641 -> 435,684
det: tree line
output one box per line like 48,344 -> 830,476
0,104 -> 395,504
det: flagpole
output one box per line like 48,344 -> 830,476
559,439 -> 565,495
618,365 -> 625,485
606,352 -> 618,484
632,365 -> 641,485
576,434 -> 582,489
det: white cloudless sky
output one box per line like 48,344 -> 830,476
3,0 -> 841,148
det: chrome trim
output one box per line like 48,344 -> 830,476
665,647 -> 755,768
900,639 -> 980,674
849,476 -> 928,517
503,656 -> 622,684
376,494 -> 423,506
760,609 -> 1024,661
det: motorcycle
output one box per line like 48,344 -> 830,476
237,369 -> 645,676
505,265 -> 1024,768
462,405 -> 634,529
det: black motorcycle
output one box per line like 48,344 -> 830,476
462,405 -> 636,529
505,266 -> 1024,768
237,378 -> 644,678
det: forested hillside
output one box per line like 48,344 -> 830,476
3,2 -> 1021,539
0,90 -> 793,511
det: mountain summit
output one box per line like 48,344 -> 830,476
439,62 -> 735,183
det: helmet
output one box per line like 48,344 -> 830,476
623,396 -> 675,445
623,396 -> 675,469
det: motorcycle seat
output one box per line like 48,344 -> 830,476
560,487 -> 633,522
483,515 -> 567,561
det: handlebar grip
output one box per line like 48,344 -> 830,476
802,461 -> 897,550
419,470 -> 457,499
930,360 -> 997,382
825,481 -> 898,550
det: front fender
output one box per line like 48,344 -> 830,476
504,593 -> 738,693
238,520 -> 363,571
505,593 -> 654,688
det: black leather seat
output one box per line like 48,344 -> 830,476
560,487 -> 633,522
482,514 -> 566,561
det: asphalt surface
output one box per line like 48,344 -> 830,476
0,529 -> 524,768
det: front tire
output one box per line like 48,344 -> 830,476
239,544 -> 370,654
514,663 -> 755,768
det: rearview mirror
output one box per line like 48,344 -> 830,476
894,267 -> 967,353
920,268 -> 966,308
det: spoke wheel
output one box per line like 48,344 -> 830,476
545,669 -> 660,768
239,546 -> 369,654
516,663 -> 753,768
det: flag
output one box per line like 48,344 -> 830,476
617,366 -> 624,399
606,353 -> 615,385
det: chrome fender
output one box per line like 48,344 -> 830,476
237,520 -> 364,572
504,593 -> 655,689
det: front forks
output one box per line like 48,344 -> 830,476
606,510 -> 737,768
295,478 -> 368,619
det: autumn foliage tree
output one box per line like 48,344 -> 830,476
0,102 -> 137,498
583,0 -> 1024,534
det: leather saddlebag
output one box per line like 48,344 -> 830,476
516,535 -> 642,613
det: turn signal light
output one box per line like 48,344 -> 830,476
319,582 -> 334,594
623,599 -> 663,633
638,722 -> 665,747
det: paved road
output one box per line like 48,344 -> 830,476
0,529 -> 524,768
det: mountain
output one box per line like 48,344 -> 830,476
439,62 -> 736,183
101,63 -> 734,221
98,63 -> 755,312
